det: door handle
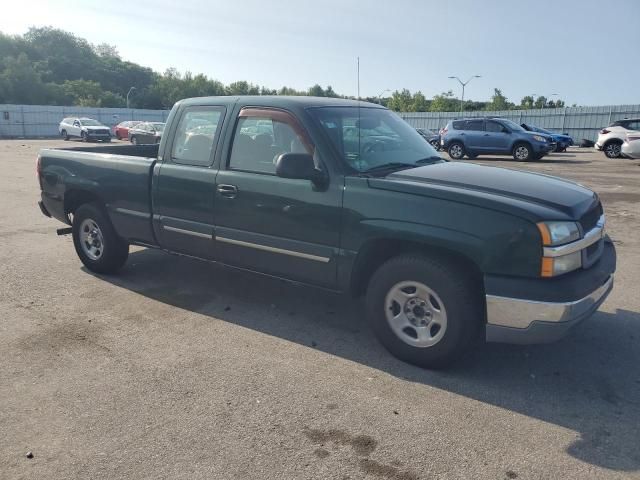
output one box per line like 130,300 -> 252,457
217,184 -> 238,198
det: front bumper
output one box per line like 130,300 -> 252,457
485,240 -> 616,344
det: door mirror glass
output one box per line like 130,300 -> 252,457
275,153 -> 317,180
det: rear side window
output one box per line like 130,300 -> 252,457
465,120 -> 484,131
171,107 -> 225,167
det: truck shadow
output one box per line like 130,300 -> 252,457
95,248 -> 640,472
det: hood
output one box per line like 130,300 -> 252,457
524,131 -> 554,141
373,162 -> 597,220
83,125 -> 108,131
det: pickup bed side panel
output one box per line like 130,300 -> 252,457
39,149 -> 157,245
338,177 -> 541,292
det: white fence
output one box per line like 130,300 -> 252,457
0,104 -> 170,138
2,103 -> 639,141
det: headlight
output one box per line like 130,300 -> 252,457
537,221 -> 582,277
533,135 -> 546,142
541,251 -> 582,277
537,221 -> 580,246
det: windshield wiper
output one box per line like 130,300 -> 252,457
362,162 -> 415,175
414,156 -> 444,165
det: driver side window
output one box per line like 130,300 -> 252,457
229,109 -> 313,175
486,120 -> 506,133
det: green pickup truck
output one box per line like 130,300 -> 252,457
37,96 -> 615,368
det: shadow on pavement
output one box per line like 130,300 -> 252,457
95,248 -> 640,472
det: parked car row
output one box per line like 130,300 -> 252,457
58,117 -> 166,144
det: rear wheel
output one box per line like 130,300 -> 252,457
512,142 -> 532,161
81,131 -> 87,142
61,130 -> 69,141
365,254 -> 482,369
447,142 -> 465,160
604,141 -> 622,158
131,136 -> 138,145
72,203 -> 129,274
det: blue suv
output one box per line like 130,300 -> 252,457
441,117 -> 556,161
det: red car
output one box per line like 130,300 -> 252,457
113,121 -> 141,140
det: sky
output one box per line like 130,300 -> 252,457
2,0 -> 639,105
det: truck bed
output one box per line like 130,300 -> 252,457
38,143 -> 159,245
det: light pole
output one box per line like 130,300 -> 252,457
377,89 -> 391,104
448,75 -> 481,114
549,93 -> 559,108
126,87 -> 136,109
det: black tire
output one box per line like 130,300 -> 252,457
130,136 -> 138,145
61,130 -> 69,141
116,133 -> 121,140
447,142 -> 465,160
81,131 -> 87,142
429,140 -> 440,150
604,141 -> 622,158
512,142 -> 532,161
365,254 -> 482,369
72,203 -> 129,274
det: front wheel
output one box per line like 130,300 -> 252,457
72,203 -> 129,274
512,143 -> 532,161
81,131 -> 88,142
365,254 -> 481,369
61,130 -> 69,141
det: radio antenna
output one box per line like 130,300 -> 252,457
357,56 -> 361,163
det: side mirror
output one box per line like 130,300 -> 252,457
275,153 -> 318,180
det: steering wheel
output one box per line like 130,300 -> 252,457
363,140 -> 385,154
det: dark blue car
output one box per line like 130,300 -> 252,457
521,123 -> 573,152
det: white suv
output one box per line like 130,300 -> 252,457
595,118 -> 640,158
59,117 -> 111,142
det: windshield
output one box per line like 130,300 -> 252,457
80,119 -> 103,126
309,107 -> 441,172
151,122 -> 165,132
527,124 -> 552,135
500,119 -> 526,132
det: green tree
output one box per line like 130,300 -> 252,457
387,89 -> 413,111
534,95 -> 547,109
430,90 -> 459,112
519,95 -> 535,109
411,91 -> 429,112
485,88 -> 512,111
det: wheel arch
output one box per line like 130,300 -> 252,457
64,188 -> 106,220
349,236 -> 485,298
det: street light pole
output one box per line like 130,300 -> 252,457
126,87 -> 136,109
448,75 -> 481,114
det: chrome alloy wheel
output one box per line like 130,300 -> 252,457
384,281 -> 448,348
79,218 -> 105,260
514,145 -> 530,160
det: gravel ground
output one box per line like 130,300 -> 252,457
1,140 -> 639,480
